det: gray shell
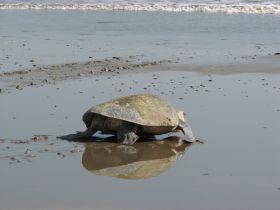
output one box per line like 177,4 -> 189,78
82,94 -> 179,128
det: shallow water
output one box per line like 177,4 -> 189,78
1,10 -> 280,72
1,70 -> 280,210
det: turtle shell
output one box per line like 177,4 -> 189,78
82,94 -> 179,128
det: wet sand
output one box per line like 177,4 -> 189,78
0,56 -> 171,93
1,55 -> 280,210
1,54 -> 280,94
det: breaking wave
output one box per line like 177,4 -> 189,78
1,2 -> 280,14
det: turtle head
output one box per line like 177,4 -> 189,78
176,110 -> 197,143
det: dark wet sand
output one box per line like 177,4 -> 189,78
0,55 -> 280,210
0,56 -> 171,93
1,54 -> 280,94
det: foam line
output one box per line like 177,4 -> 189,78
1,3 -> 280,14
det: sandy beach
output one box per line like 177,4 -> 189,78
1,9 -> 280,210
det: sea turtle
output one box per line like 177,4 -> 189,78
59,94 -> 197,145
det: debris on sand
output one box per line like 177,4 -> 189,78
2,136 -> 83,164
31,135 -> 49,142
11,140 -> 30,144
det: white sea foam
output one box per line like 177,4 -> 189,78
1,2 -> 280,14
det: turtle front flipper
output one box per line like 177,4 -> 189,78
177,122 -> 204,144
117,123 -> 139,145
177,120 -> 196,143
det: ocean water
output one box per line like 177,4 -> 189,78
1,0 -> 280,73
1,10 -> 280,72
1,0 -> 280,14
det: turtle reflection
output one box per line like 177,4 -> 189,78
82,137 -> 192,180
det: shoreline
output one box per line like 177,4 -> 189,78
1,10 -> 280,74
